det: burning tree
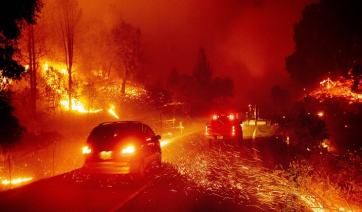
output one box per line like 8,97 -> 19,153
111,21 -> 142,95
53,0 -> 82,112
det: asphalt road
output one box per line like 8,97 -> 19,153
0,123 -> 290,212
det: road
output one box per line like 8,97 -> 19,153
0,122 -> 291,212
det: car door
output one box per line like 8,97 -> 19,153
143,125 -> 160,168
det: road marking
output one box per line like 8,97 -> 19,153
252,127 -> 257,139
111,129 -> 204,211
109,168 -> 168,212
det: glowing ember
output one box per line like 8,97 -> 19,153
2,178 -> 33,185
166,133 -> 355,211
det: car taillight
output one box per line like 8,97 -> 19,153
83,146 -> 92,154
212,115 -> 217,120
229,114 -> 234,120
232,126 -> 235,136
121,146 -> 135,154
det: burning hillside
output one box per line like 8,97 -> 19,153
309,77 -> 362,104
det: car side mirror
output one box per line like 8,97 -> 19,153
152,135 -> 161,141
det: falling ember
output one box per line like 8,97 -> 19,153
108,105 -> 119,119
166,133 -> 356,212
2,178 -> 33,185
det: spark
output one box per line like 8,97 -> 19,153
168,134 -> 355,211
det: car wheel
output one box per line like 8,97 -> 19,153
238,132 -> 243,147
156,153 -> 162,168
134,160 -> 145,180
233,138 -> 238,147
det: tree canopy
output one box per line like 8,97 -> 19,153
285,0 -> 362,86
0,0 -> 43,81
0,0 -> 42,152
167,47 -> 234,114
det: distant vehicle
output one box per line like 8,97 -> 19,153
82,121 -> 162,179
205,114 -> 243,147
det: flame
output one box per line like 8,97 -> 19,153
2,177 -> 33,185
310,77 -> 362,103
38,61 -> 144,114
60,97 -> 102,113
108,105 -> 119,119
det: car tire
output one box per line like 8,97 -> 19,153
237,132 -> 243,147
233,138 -> 239,147
156,153 -> 162,168
133,160 -> 145,180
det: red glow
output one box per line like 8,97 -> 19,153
309,77 -> 362,103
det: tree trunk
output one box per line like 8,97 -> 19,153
28,24 -> 36,119
31,24 -> 36,118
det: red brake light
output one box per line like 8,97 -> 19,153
122,146 -> 135,154
213,115 -> 217,120
229,115 -> 234,120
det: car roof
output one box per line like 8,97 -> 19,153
98,121 -> 143,126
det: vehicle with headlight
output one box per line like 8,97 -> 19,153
206,113 -> 243,147
82,121 -> 162,179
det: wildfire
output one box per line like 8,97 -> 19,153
108,105 -> 119,119
2,177 -> 33,185
309,77 -> 362,103
60,98 -> 102,113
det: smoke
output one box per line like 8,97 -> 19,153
78,0 -> 318,107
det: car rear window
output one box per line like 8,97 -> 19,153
87,124 -> 142,144
211,116 -> 231,124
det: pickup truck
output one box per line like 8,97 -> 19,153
205,114 -> 243,147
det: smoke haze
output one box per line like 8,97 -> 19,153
77,0 -> 318,107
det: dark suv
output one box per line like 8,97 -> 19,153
82,121 -> 162,179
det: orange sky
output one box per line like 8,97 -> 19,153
76,0 -> 319,107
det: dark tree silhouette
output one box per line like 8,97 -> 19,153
277,110 -> 330,157
0,91 -> 26,152
0,0 -> 42,80
211,77 -> 234,102
111,21 -> 142,95
285,0 -> 362,86
271,85 -> 291,109
193,47 -> 213,88
0,0 -> 42,152
166,48 -> 234,114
